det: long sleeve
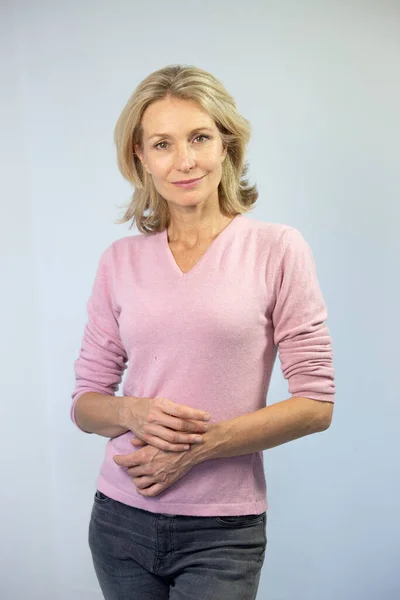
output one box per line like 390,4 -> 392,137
70,245 -> 128,428
272,227 -> 335,402
72,216 -> 334,516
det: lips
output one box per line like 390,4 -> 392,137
173,176 -> 203,184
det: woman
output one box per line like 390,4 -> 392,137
71,64 -> 335,600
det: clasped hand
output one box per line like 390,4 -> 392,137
113,396 -> 211,496
114,438 -> 196,497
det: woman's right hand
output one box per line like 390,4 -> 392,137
122,396 -> 211,452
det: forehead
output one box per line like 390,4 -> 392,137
141,97 -> 216,136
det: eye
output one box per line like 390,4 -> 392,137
154,134 -> 210,150
193,134 -> 210,143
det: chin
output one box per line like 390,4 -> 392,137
166,190 -> 207,204
175,197 -> 205,207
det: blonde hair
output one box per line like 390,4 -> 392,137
114,64 -> 258,233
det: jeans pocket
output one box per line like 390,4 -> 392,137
93,490 -> 112,504
215,512 -> 265,527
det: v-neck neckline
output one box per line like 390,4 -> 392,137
161,214 -> 243,279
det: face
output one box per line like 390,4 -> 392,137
135,96 -> 227,212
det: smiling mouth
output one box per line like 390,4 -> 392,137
172,176 -> 204,184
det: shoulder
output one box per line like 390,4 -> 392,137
100,231 -> 157,262
239,214 -> 306,253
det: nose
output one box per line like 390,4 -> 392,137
174,143 -> 196,172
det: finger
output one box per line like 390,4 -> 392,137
127,466 -> 147,477
130,438 -> 146,447
158,398 -> 211,422
113,453 -> 140,468
145,424 -> 203,446
185,419 -> 211,433
143,434 -> 192,453
156,414 -> 210,433
136,483 -> 164,497
133,475 -> 154,489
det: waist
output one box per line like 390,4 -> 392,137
97,436 -> 267,517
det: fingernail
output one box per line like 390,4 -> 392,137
203,414 -> 211,421
183,445 -> 190,451
195,436 -> 202,443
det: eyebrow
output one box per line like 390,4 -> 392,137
148,127 -> 214,141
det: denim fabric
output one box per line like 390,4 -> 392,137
89,490 -> 267,600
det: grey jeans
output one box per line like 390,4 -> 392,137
89,490 -> 267,600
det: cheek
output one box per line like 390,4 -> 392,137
149,155 -> 170,178
200,148 -> 224,170
208,154 -> 224,177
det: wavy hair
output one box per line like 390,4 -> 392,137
114,64 -> 258,233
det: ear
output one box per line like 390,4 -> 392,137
134,143 -> 143,162
134,144 -> 150,173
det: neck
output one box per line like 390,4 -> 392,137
167,210 -> 235,247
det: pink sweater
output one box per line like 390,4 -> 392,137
71,214 -> 335,516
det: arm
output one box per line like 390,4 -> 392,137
188,396 -> 333,464
120,396 -> 333,496
74,392 -> 130,438
71,245 -> 129,434
202,225 -> 337,459
74,391 -> 210,447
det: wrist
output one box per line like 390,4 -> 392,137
188,422 -> 225,465
117,395 -> 137,429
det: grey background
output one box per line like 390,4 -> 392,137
1,0 -> 399,598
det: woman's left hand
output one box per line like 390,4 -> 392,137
113,438 -> 196,497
